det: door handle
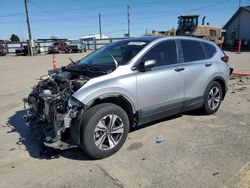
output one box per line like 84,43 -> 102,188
205,63 -> 212,67
175,67 -> 185,72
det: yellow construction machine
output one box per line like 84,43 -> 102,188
152,15 -> 224,45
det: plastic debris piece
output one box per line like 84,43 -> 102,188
155,137 -> 165,144
212,172 -> 219,176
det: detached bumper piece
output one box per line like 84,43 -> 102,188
43,138 -> 77,150
23,95 -> 84,151
230,67 -> 234,75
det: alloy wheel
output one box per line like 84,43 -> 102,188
94,114 -> 124,150
208,86 -> 220,110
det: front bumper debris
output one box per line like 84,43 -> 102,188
23,97 -> 84,150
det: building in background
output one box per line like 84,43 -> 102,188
79,34 -> 109,50
223,6 -> 250,50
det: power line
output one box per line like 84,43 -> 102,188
1,0 -> 236,39
0,0 -> 231,21
0,12 -> 24,18
29,3 -> 125,14
0,0 -> 232,25
29,1 -> 71,21
132,0 -> 232,21
103,16 -> 127,25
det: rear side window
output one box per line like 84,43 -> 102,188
202,42 -> 216,58
180,40 -> 205,62
143,40 -> 178,67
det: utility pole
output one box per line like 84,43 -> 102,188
238,0 -> 241,38
98,13 -> 102,39
236,0 -> 242,54
24,0 -> 33,56
127,4 -> 130,37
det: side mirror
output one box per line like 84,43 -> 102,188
139,59 -> 156,71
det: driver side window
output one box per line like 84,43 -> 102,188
143,40 -> 178,67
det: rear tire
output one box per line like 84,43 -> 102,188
79,103 -> 129,159
201,81 -> 222,115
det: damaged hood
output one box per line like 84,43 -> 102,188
72,65 -> 133,104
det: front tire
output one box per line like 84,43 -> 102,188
79,103 -> 129,159
201,81 -> 223,114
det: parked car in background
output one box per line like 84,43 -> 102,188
15,45 -> 40,56
24,36 -> 230,159
48,41 -> 70,54
0,44 -> 7,56
68,40 -> 86,53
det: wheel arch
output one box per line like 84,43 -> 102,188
86,94 -> 137,126
208,76 -> 227,100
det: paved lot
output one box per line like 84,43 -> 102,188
0,51 -> 249,188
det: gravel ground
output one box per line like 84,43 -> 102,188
0,51 -> 249,188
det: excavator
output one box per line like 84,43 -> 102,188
152,15 -> 224,45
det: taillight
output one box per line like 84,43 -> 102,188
221,55 -> 229,63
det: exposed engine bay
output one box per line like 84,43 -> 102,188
23,63 -> 110,149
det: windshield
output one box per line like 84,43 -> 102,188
78,40 -> 149,67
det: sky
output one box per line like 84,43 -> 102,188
0,0 -> 249,40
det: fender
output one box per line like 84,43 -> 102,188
208,76 -> 226,89
205,76 -> 227,99
86,92 -> 136,113
70,93 -> 136,146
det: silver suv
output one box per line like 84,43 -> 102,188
24,36 -> 230,159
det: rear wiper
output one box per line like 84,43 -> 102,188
110,54 -> 118,69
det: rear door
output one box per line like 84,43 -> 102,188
136,40 -> 185,124
178,39 -> 217,110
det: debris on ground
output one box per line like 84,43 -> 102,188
229,76 -> 250,94
212,172 -> 219,176
39,148 -> 61,159
237,87 -> 247,91
155,137 -> 165,144
127,142 -> 143,151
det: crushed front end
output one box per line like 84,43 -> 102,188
23,64 -> 106,150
